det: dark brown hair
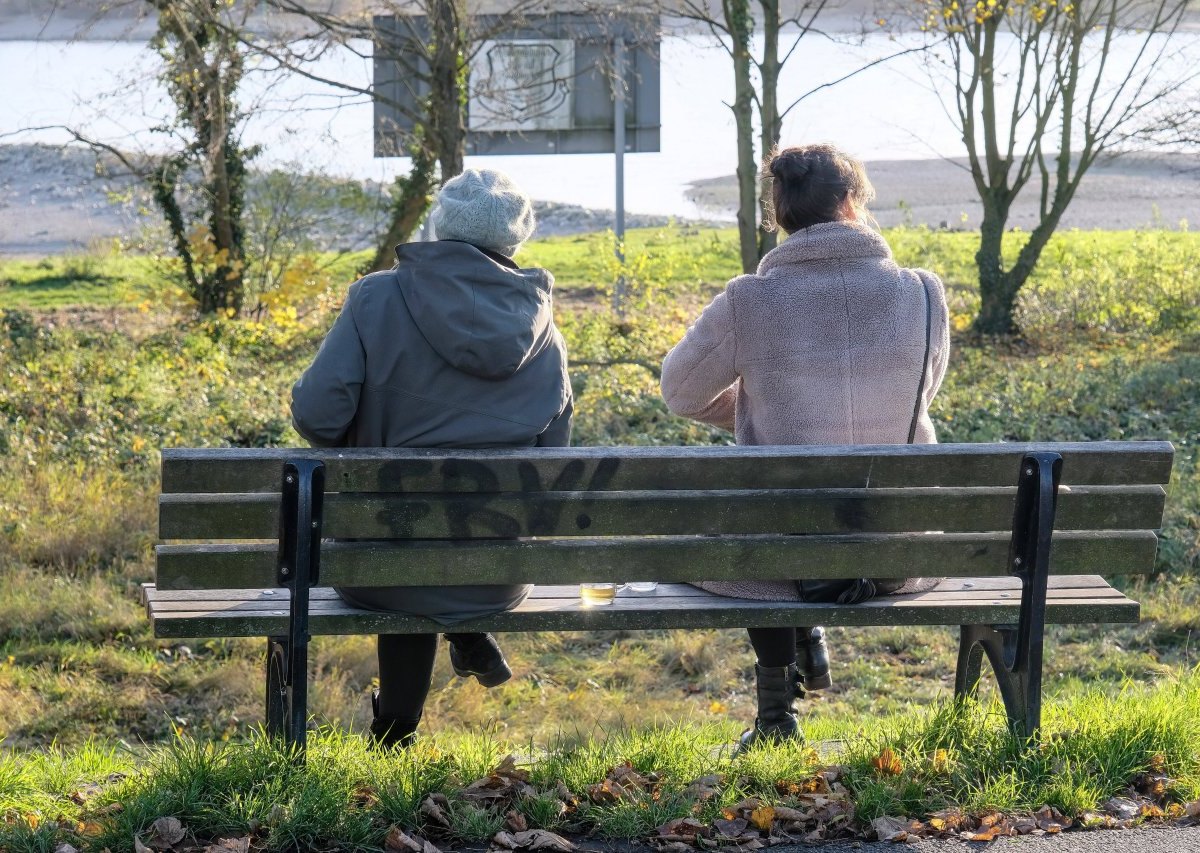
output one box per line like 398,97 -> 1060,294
762,143 -> 875,234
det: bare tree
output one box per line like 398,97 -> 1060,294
674,0 -> 926,272
251,0 -> 565,273
920,0 -> 1194,334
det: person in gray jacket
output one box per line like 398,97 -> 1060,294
291,168 -> 573,749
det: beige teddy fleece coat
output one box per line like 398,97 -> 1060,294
660,220 -> 950,601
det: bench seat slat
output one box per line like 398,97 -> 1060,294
158,485 -> 1167,540
160,441 -> 1175,494
144,586 -> 1131,613
155,530 -> 1160,590
143,573 -> 1126,603
143,578 -> 1140,638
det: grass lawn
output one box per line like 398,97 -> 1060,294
0,224 -> 1198,850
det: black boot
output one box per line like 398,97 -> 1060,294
736,663 -> 802,754
369,690 -> 419,750
447,632 -> 512,687
795,626 -> 832,691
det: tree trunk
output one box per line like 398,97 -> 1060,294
724,0 -> 759,274
756,0 -> 781,260
368,145 -> 438,273
429,0 -> 466,180
972,197 -> 1019,335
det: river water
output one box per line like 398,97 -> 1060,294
1,32 -> 1194,218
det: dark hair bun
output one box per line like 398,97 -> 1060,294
770,152 -> 811,183
761,143 -> 875,234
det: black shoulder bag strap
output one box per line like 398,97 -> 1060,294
825,277 -> 936,604
907,276 -> 934,445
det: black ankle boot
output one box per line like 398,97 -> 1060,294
447,633 -> 512,688
795,626 -> 832,691
369,690 -> 419,750
736,663 -> 802,754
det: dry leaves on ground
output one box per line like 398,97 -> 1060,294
491,829 -> 576,851
586,761 -> 659,805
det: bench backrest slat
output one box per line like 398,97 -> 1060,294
158,485 -> 1166,540
161,442 -> 1175,493
154,529 -> 1160,590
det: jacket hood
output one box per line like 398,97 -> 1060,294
394,241 -> 556,380
758,221 -> 892,275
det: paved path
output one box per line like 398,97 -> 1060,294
777,825 -> 1200,851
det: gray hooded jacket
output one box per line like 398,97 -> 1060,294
291,241 -> 572,450
290,240 -> 572,625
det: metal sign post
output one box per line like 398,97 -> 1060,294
612,35 -> 627,311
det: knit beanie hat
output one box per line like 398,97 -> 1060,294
429,168 -> 536,257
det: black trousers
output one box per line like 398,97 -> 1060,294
374,632 -> 488,724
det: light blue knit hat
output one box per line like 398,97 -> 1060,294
429,168 -> 536,257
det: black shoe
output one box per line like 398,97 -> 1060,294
369,690 -> 419,750
735,663 -> 802,755
795,626 -> 832,691
448,633 -> 512,688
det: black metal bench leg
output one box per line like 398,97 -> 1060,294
955,452 -> 1061,742
956,623 -> 1039,739
274,459 -> 325,756
954,624 -> 986,699
266,636 -> 289,739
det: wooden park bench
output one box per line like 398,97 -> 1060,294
145,441 -> 1173,751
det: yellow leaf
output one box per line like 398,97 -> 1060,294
871,747 -> 903,776
930,748 -> 950,772
749,805 -> 775,831
709,701 -> 727,714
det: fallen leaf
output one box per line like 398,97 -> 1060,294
961,826 -> 999,842
1149,753 -> 1168,773
871,748 -> 903,777
510,829 -> 575,851
1103,796 -> 1141,821
133,837 -> 153,853
386,827 -> 424,853
147,817 -> 185,849
713,818 -> 749,838
732,840 -> 763,850
54,844 -> 80,853
749,806 -> 775,832
69,784 -> 104,806
684,775 -> 723,801
927,808 -> 965,832
656,843 -> 694,853
203,839 -> 250,853
492,831 -> 519,850
929,748 -> 950,773
870,816 -> 908,842
420,794 -> 451,827
771,806 -> 808,823
657,818 -> 709,839
492,755 -> 532,783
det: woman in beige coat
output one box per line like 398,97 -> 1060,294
660,143 -> 950,749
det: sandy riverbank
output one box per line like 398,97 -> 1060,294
2,143 -> 1195,258
688,154 -> 1200,231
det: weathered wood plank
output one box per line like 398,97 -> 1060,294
140,575 -> 1124,602
144,585 -> 1129,614
155,530 -> 1161,590
158,485 -> 1167,540
161,441 -> 1175,494
146,593 -> 1139,638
